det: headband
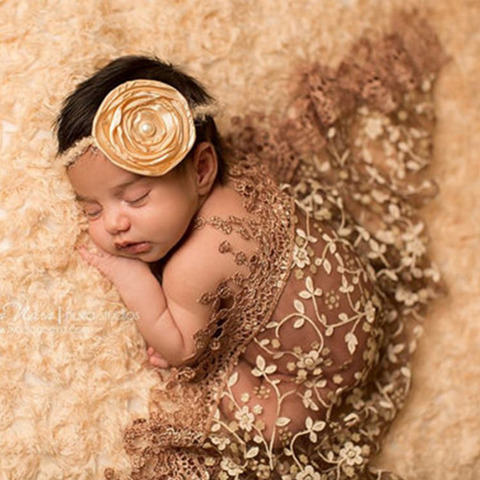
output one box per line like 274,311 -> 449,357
61,79 -> 216,176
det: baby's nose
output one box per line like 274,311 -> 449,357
104,209 -> 130,234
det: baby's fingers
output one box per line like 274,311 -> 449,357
78,245 -> 101,268
77,245 -> 117,278
147,349 -> 170,369
78,244 -> 107,260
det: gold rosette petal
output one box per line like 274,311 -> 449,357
92,79 -> 196,176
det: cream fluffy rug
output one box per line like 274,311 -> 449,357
0,0 -> 478,478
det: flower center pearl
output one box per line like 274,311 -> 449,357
140,121 -> 155,135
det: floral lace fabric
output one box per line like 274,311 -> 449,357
106,14 -> 445,480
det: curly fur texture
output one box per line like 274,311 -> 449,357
0,0 -> 478,478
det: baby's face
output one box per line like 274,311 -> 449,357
67,148 -> 200,262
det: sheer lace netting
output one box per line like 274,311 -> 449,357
106,14 -> 445,480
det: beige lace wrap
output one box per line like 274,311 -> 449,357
106,14 -> 445,480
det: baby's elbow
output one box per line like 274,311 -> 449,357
170,350 -> 196,369
168,335 -> 204,368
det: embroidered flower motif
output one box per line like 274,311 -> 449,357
339,441 -> 363,466
277,426 -> 293,444
405,236 -> 426,257
220,457 -> 244,477
296,369 -> 308,383
93,79 -> 195,176
235,406 -> 255,432
254,385 -> 271,399
324,290 -> 340,310
297,350 -> 322,371
395,285 -> 418,306
219,241 -> 232,254
294,465 -> 321,480
364,300 -> 376,323
364,116 -> 384,140
293,243 -> 311,269
252,404 -> 263,415
211,434 -> 231,450
255,463 -> 272,479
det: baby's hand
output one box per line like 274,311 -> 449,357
147,346 -> 171,369
77,244 -> 151,290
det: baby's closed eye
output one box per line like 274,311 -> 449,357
124,190 -> 150,205
81,202 -> 102,219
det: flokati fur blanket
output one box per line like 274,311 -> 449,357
0,0 -> 479,478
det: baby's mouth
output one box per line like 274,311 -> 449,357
115,241 -> 152,255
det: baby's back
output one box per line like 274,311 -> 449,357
205,193 -> 383,446
178,160 -> 383,448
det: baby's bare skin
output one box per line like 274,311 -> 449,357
70,141 -> 267,367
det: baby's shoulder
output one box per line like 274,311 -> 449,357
197,182 -> 249,218
162,186 -> 255,300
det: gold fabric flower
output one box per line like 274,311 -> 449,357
92,79 -> 196,176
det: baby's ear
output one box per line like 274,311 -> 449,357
191,142 -> 218,195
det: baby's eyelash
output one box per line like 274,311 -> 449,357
127,191 -> 150,205
77,202 -> 101,219
84,209 -> 101,219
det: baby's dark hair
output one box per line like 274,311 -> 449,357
56,55 -> 227,183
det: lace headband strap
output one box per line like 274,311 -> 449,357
60,79 -> 218,176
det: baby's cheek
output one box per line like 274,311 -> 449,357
87,223 -> 110,250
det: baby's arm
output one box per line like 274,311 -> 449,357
79,245 -> 192,365
78,229 -> 233,367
